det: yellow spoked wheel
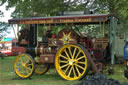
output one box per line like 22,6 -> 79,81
14,54 -> 35,79
35,63 -> 49,75
59,32 -> 75,44
55,44 -> 88,80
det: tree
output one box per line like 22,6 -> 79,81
91,0 -> 128,35
0,22 -> 10,37
0,10 -> 4,17
0,7 -> 10,37
1,0 -> 128,36
1,0 -> 96,17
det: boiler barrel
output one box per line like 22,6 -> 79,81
25,46 -> 43,55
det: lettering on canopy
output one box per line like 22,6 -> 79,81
19,18 -> 93,24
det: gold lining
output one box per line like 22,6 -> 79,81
40,47 -> 43,54
35,47 -> 37,55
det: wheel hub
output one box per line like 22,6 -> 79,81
69,60 -> 74,65
59,32 -> 75,44
22,63 -> 25,67
22,63 -> 27,68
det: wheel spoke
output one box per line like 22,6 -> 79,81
16,64 -> 22,68
77,61 -> 85,65
17,60 -> 22,64
64,65 -> 70,73
68,66 -> 73,77
26,63 -> 32,69
72,65 -> 77,77
72,48 -> 77,59
27,63 -> 32,66
77,56 -> 85,61
59,60 -> 68,63
60,54 -> 68,60
75,51 -> 81,59
21,67 -> 25,75
24,68 -> 28,75
25,69 -> 30,75
22,56 -> 26,63
60,64 -> 68,69
26,68 -> 30,74
19,57 -> 23,64
68,47 -> 73,57
63,32 -> 66,37
24,57 -> 29,64
64,49 -> 70,59
76,64 -> 85,70
70,38 -> 75,41
26,67 -> 32,71
75,66 -> 81,76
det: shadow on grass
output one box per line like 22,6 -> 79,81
33,73 -> 63,80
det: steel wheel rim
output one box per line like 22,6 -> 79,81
35,63 -> 49,75
55,44 -> 88,80
14,54 -> 34,78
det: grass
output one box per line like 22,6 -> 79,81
0,56 -> 79,85
0,56 -> 128,85
104,64 -> 128,83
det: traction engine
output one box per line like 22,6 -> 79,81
12,25 -> 109,80
9,14 -> 118,81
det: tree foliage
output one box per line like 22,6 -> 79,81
0,0 -> 128,37
0,10 -> 4,17
93,0 -> 128,34
0,22 -> 10,37
1,0 -> 127,19
0,0 -> 96,17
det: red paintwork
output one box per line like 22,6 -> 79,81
1,51 -> 13,56
11,46 -> 26,55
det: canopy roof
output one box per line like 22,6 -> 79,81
8,14 -> 118,25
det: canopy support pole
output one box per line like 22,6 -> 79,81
12,25 -> 17,40
109,16 -> 117,64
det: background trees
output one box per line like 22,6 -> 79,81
0,22 -> 10,37
0,0 -> 128,38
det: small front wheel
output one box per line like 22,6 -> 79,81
14,54 -> 35,79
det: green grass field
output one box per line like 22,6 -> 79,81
0,56 -> 128,85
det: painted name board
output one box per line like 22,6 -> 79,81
19,18 -> 93,24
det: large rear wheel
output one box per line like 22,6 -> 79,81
14,54 -> 35,79
55,44 -> 89,80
